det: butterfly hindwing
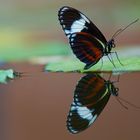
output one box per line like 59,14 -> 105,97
70,32 -> 104,69
67,74 -> 111,134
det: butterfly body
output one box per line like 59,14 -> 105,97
67,74 -> 118,134
106,80 -> 118,96
105,39 -> 115,54
58,6 -> 116,69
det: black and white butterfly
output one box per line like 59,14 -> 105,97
58,6 -> 138,70
67,74 -> 119,134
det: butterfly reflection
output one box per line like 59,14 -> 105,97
67,74 -> 119,134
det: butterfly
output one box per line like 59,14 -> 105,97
58,6 -> 138,70
67,74 -> 119,134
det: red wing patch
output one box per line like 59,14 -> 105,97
69,32 -> 104,68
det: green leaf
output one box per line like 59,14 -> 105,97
45,47 -> 140,73
0,69 -> 17,84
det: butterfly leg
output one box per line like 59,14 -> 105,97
108,73 -> 120,83
111,51 -> 124,66
113,74 -> 120,83
97,58 -> 104,72
100,58 -> 104,70
108,72 -> 112,81
107,54 -> 116,68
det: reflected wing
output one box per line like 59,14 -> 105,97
58,6 -> 107,43
67,74 -> 111,134
58,6 -> 107,69
69,32 -> 104,69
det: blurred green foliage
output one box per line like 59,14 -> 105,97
0,41 -> 70,61
0,1 -> 139,62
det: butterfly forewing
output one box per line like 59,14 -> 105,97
67,102 -> 97,134
58,6 -> 107,43
67,74 -> 111,134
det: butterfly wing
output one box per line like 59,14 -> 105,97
58,6 -> 107,69
58,6 -> 107,43
67,74 -> 111,134
69,32 -> 105,69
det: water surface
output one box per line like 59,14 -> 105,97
0,63 -> 140,140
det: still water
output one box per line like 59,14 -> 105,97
0,63 -> 140,140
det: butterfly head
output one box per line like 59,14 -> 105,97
107,38 -> 115,53
107,18 -> 139,54
107,82 -> 119,96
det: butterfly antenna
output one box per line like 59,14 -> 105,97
115,97 -> 128,110
112,18 -> 139,39
117,96 -> 140,109
112,28 -> 122,39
